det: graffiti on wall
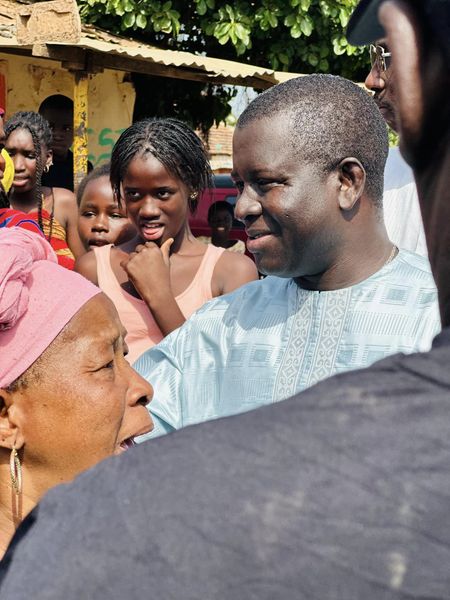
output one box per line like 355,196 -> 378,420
87,127 -> 126,167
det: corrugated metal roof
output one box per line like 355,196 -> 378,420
0,4 -> 303,88
79,25 -> 276,82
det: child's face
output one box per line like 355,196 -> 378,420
40,108 -> 73,159
78,176 -> 135,251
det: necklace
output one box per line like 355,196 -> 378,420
384,244 -> 398,267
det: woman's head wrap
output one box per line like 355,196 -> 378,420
0,228 -> 101,388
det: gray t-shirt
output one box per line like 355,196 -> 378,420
1,328 -> 450,599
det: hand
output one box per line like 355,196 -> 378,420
120,238 -> 174,303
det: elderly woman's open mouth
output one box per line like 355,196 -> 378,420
117,418 -> 154,454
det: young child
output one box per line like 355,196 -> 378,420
77,164 -> 135,251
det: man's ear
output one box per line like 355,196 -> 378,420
0,389 -> 25,450
336,157 -> 366,211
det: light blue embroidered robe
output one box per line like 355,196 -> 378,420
135,250 -> 440,440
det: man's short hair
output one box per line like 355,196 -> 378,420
39,95 -> 73,115
238,74 -> 389,207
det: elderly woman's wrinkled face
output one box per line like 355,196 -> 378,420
10,293 -> 153,486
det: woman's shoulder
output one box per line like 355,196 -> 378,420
213,247 -> 259,293
217,247 -> 255,269
75,245 -> 128,283
49,187 -> 77,206
74,249 -> 98,284
43,187 -> 77,221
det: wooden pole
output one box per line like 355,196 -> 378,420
73,71 -> 88,192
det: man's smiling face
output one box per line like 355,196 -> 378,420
232,113 -> 339,280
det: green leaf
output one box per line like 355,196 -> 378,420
234,23 -> 247,40
136,12 -> 147,27
319,58 -> 329,71
279,52 -> 289,65
300,0 -> 311,10
332,37 -> 346,55
307,52 -> 318,66
214,22 -> 231,36
159,16 -> 172,29
206,0 -> 215,8
197,0 -> 207,16
300,16 -> 312,36
284,13 -> 297,27
339,8 -> 349,28
259,17 -> 270,31
290,23 -> 301,38
122,11 -> 135,27
162,1 -> 172,10
236,41 -> 246,55
268,13 -> 277,28
225,4 -> 234,19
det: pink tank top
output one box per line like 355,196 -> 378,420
94,244 -> 225,364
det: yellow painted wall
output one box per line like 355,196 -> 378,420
0,52 -> 135,166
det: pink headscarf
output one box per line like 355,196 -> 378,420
0,228 -> 101,388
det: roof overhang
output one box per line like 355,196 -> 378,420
0,0 -> 302,89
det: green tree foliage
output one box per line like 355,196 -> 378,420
132,75 -> 236,135
79,0 -> 370,127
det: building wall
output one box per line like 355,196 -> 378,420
0,52 -> 135,166
207,123 -> 234,172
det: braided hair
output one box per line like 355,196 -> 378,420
4,111 -> 54,238
110,118 -> 212,214
0,184 -> 9,209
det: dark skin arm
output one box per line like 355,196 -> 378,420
50,188 -> 86,259
120,239 -> 187,337
74,250 -> 99,285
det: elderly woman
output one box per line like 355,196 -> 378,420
0,228 -> 153,558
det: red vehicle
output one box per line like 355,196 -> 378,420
190,174 -> 247,245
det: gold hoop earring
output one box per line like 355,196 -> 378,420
10,448 -> 22,495
44,164 -> 50,173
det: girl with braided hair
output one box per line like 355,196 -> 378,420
5,111 -> 85,269
76,117 -> 257,363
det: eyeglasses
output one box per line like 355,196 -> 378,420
369,44 -> 392,72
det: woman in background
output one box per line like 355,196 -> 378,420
5,112 -> 85,268
76,118 -> 258,363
